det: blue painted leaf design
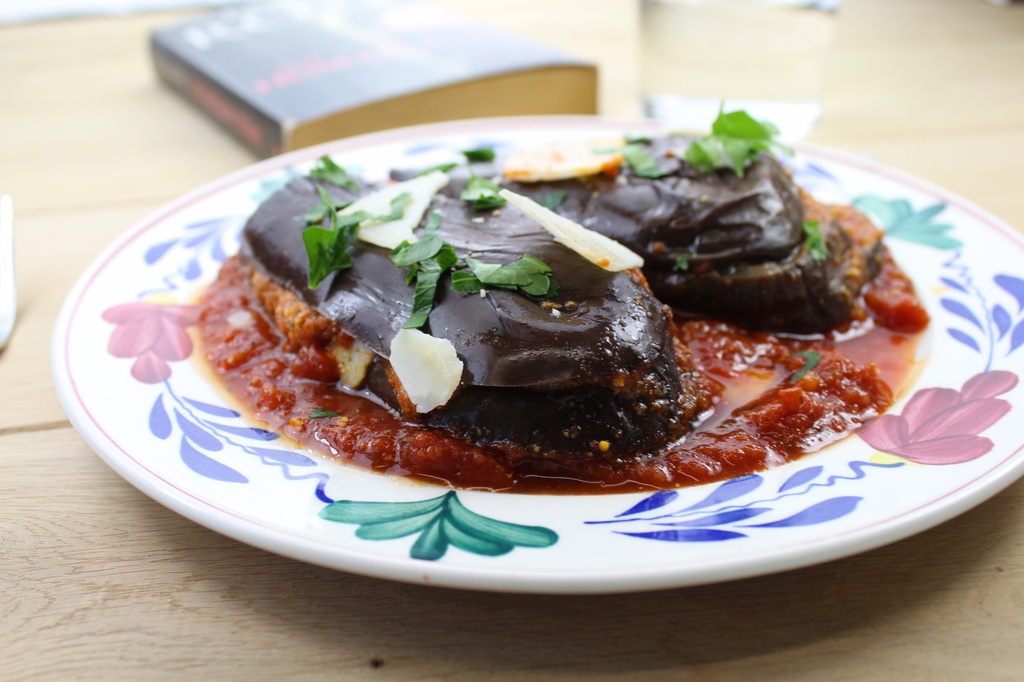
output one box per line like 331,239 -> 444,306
677,474 -> 763,513
210,238 -> 228,262
993,305 -> 1012,339
404,141 -> 449,154
174,409 -> 223,451
211,423 -> 279,441
940,276 -> 968,294
184,231 -> 214,248
1010,320 -> 1024,354
184,216 -> 230,231
947,328 -> 981,352
656,507 -> 771,527
619,529 -> 746,542
778,465 -> 823,492
144,239 -> 177,265
803,161 -> 838,182
251,447 -> 317,467
995,274 -> 1024,311
179,437 -> 247,483
184,398 -> 240,418
750,496 -> 861,528
615,490 -> 679,517
149,395 -> 172,440
940,298 -> 984,330
183,259 -> 202,280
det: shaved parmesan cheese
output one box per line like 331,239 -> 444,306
498,189 -> 644,272
388,328 -> 464,413
345,170 -> 449,249
503,138 -> 625,182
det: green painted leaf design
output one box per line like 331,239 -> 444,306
320,496 -> 445,524
853,195 -> 962,249
319,491 -> 558,561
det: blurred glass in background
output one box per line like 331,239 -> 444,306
641,0 -> 840,139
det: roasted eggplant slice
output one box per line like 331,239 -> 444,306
503,136 -> 886,334
240,176 -> 704,459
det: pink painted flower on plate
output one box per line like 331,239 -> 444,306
859,371 -> 1018,465
103,302 -> 200,384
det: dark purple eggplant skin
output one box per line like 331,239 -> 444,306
240,176 -> 701,456
499,138 -> 882,334
242,175 -> 676,389
502,138 -> 806,269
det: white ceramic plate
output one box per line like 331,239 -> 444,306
53,117 -> 1024,594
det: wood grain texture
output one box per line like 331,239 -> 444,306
3,430 -> 1023,681
2,0 -> 1024,679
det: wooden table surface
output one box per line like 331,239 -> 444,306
3,0 -> 1024,679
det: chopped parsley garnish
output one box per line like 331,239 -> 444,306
684,107 -> 791,177
673,253 -> 690,272
390,209 -> 559,324
415,162 -> 459,177
803,220 -> 829,261
539,189 -> 567,211
625,133 -> 653,145
451,254 -> 559,297
308,407 -> 340,419
309,155 -> 359,190
303,186 -> 409,289
460,175 -> 506,211
302,194 -> 353,225
390,233 -> 458,329
791,350 -> 822,382
462,146 -> 496,162
423,209 -> 442,236
622,144 -> 670,179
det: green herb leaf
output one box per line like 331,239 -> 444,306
683,106 -> 791,177
713,108 -> 781,140
390,234 -> 447,268
803,220 -> 829,261
538,189 -> 567,211
423,210 -> 442,236
622,144 -> 670,178
302,195 -> 353,225
791,350 -> 822,382
309,155 -> 359,190
403,244 -> 458,329
390,228 -> 459,329
416,162 -> 459,176
450,269 -> 484,294
376,192 -> 411,223
625,133 -> 653,145
460,175 -> 506,211
451,254 -> 558,298
673,253 -> 690,272
309,407 -> 340,419
302,186 -> 399,289
461,146 -> 496,162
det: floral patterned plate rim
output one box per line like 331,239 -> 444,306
52,116 -> 1024,594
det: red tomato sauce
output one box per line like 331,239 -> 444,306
196,255 -> 926,494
